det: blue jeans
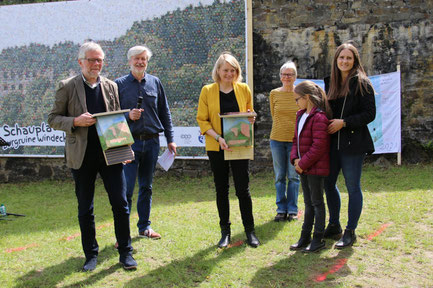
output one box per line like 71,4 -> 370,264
123,137 -> 160,233
324,149 -> 365,230
270,140 -> 300,215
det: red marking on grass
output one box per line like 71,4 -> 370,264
313,223 -> 392,282
297,210 -> 304,218
96,223 -> 112,230
5,243 -> 39,253
60,222 -> 113,241
60,232 -> 81,241
367,223 -> 391,241
314,258 -> 348,282
228,240 -> 244,248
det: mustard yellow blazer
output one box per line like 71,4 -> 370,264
196,82 -> 253,151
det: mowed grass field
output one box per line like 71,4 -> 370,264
0,164 -> 432,288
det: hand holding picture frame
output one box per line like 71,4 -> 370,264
219,111 -> 256,160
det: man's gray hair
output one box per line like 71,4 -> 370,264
127,45 -> 153,61
279,61 -> 297,77
77,42 -> 104,60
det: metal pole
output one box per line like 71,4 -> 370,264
397,63 -> 402,165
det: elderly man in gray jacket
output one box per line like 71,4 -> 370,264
48,42 -> 137,272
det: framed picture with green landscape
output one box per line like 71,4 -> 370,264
220,111 -> 256,160
93,109 -> 134,165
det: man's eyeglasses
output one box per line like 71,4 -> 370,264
295,96 -> 303,103
280,73 -> 296,78
84,58 -> 104,64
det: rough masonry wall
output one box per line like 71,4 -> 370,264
252,0 -> 433,166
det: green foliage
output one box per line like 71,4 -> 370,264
0,164 -> 432,287
422,140 -> 433,153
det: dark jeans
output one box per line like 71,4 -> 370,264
207,150 -> 255,233
300,174 -> 326,235
324,148 -> 365,230
71,147 -> 132,259
124,137 -> 160,233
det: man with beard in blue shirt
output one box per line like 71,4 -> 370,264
116,45 -> 176,240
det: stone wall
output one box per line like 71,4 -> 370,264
0,156 -> 214,183
252,0 -> 433,166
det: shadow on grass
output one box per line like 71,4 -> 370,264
13,239 -> 141,288
124,220 -> 284,288
249,244 -> 354,287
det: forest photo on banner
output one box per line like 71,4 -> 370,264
0,0 -> 247,157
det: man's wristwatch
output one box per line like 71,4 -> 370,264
215,134 -> 221,141
342,120 -> 346,127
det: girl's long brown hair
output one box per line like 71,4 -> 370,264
294,80 -> 332,119
328,42 -> 372,100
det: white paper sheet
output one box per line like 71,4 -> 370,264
157,149 -> 175,171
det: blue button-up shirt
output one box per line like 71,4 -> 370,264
115,72 -> 174,143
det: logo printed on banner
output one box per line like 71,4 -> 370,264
198,134 -> 204,144
180,134 -> 192,145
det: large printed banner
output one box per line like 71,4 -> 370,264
368,71 -> 401,154
0,0 -> 247,157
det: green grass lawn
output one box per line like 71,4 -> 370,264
1,164 -> 432,287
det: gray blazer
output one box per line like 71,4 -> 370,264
48,75 -> 120,169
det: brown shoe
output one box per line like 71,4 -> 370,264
139,229 -> 161,239
288,214 -> 298,221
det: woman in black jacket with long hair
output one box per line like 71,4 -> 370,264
324,42 -> 376,249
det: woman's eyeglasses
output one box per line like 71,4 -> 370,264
295,96 -> 303,103
280,73 -> 296,78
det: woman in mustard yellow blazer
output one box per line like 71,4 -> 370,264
197,52 -> 260,249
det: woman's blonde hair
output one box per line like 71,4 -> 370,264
212,52 -> 243,83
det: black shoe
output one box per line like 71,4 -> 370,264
217,231 -> 231,248
324,223 -> 343,239
119,253 -> 137,270
82,257 -> 97,272
335,229 -> 356,249
303,233 -> 325,253
274,213 -> 287,222
287,214 -> 298,221
303,239 -> 325,253
290,231 -> 311,250
246,231 -> 260,248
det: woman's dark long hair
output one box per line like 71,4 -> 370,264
328,42 -> 372,100
294,80 -> 332,119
